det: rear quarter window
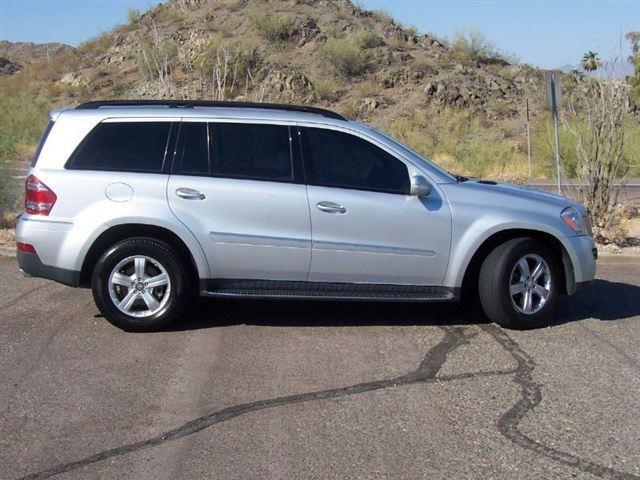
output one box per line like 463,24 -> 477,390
31,120 -> 55,167
67,122 -> 172,173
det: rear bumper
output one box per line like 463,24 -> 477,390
17,250 -> 80,287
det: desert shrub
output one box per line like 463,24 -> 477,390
371,9 -> 394,25
312,76 -> 341,102
322,24 -> 346,40
134,18 -> 178,89
355,30 -> 384,49
450,29 -> 514,65
0,85 -> 50,146
79,30 -> 115,57
193,35 -> 261,99
247,7 -> 292,43
127,8 -> 142,24
0,125 -> 16,212
197,36 -> 260,78
0,81 -> 52,213
387,109 -> 528,178
323,37 -> 371,77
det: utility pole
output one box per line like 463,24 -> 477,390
546,71 -> 562,195
526,98 -> 532,178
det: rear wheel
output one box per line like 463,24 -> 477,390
92,237 -> 190,331
478,238 -> 560,329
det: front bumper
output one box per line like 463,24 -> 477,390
17,250 -> 80,287
564,235 -> 597,293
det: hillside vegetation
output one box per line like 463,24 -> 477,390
1,0 -> 639,219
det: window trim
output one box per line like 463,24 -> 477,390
298,126 -> 411,196
65,120 -> 175,174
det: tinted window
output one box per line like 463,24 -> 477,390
303,128 -> 410,194
173,122 -> 209,175
211,123 -> 292,182
31,120 -> 55,167
69,122 -> 171,172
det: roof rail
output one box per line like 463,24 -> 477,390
75,100 -> 346,121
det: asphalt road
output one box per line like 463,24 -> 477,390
1,257 -> 639,480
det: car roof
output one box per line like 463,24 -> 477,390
54,102 -> 352,129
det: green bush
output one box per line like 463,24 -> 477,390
312,76 -> 341,102
355,30 -> 384,49
450,29 -> 515,64
388,110 -> 527,178
0,125 -> 16,212
323,37 -> 371,77
247,7 -> 292,43
0,82 -> 52,214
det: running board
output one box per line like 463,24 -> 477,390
200,279 -> 458,302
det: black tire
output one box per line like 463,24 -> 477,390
478,237 -> 561,329
91,237 -> 191,332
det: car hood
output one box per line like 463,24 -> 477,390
457,180 -> 585,213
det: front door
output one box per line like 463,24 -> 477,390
300,126 -> 451,285
168,121 -> 311,281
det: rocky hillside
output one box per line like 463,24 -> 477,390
3,0 -> 613,179
0,40 -> 75,68
7,1 -> 550,120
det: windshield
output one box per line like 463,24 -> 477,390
356,122 -> 456,182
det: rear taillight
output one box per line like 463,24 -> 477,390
17,242 -> 36,254
25,174 -> 57,215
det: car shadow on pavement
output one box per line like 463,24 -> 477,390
173,298 -> 487,331
171,279 -> 640,332
550,279 -> 640,326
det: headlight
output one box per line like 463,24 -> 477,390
561,207 -> 586,235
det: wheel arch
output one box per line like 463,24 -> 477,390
79,223 -> 203,288
458,228 -> 575,301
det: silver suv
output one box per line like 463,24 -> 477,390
16,100 -> 596,331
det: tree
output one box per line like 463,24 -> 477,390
581,51 -> 601,72
626,31 -> 640,103
562,76 -> 630,243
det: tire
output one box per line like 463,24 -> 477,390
478,237 -> 561,329
91,237 -> 191,332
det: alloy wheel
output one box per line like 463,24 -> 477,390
108,255 -> 171,318
509,254 -> 552,315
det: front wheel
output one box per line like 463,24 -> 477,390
92,237 -> 191,331
479,238 -> 561,329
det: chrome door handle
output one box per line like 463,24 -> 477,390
316,201 -> 347,214
175,188 -> 206,200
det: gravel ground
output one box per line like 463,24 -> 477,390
0,257 -> 639,480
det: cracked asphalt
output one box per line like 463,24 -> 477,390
0,256 -> 639,480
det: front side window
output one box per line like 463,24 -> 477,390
302,127 -> 410,194
68,121 -> 171,172
210,123 -> 292,182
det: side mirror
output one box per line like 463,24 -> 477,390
410,175 -> 432,197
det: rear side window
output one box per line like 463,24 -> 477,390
210,123 -> 292,182
172,122 -> 209,175
31,120 -> 55,167
68,122 -> 171,173
302,127 -> 410,194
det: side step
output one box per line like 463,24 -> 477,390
200,279 -> 458,302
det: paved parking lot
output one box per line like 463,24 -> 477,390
1,256 -> 639,480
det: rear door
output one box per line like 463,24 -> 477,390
167,120 -> 311,281
300,126 -> 451,285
